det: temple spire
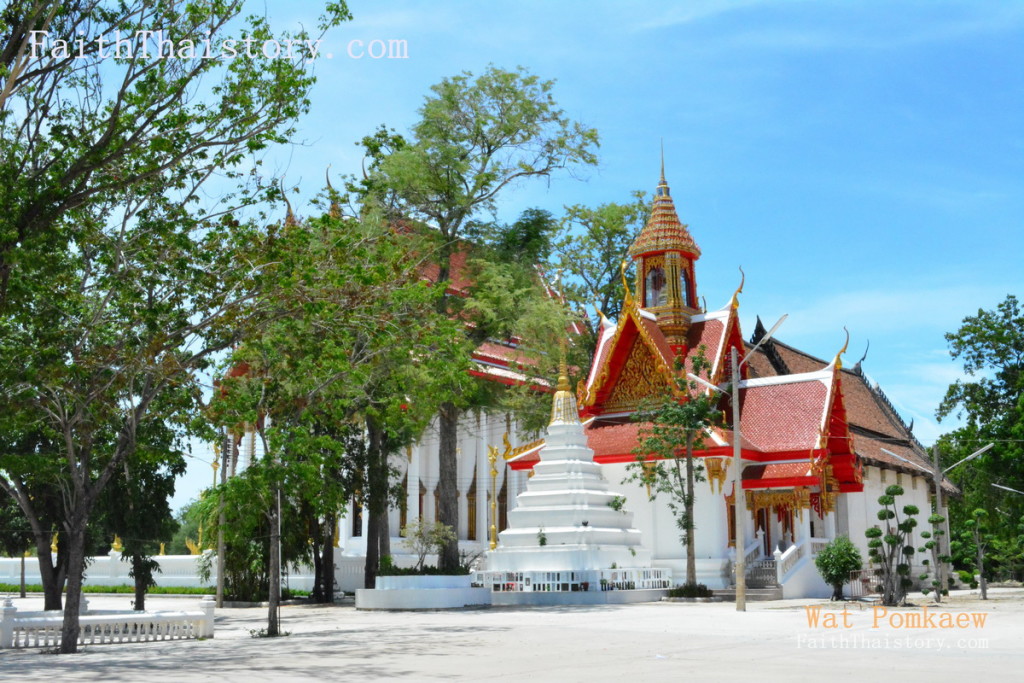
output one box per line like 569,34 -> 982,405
660,138 -> 665,184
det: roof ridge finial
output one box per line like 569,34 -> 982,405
832,326 -> 850,370
729,266 -> 745,310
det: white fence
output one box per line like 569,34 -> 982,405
0,551 -> 317,592
474,568 -> 671,593
0,596 -> 214,649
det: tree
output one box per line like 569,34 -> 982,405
918,512 -> 949,603
213,206 -> 461,627
97,424 -> 186,611
0,1 -> 352,653
814,536 -> 863,601
936,295 -> 1024,587
0,0 -> 351,304
554,195 -> 649,325
963,509 -> 991,599
630,349 -> 721,586
865,484 -> 919,607
364,65 -> 599,571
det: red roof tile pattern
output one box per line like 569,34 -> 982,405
744,462 -> 814,481
739,380 -> 829,453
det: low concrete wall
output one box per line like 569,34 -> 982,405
356,574 -> 491,610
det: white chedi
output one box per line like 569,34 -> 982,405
485,366 -> 652,572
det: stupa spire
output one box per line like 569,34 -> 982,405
549,341 -> 579,426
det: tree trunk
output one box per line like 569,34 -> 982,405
323,512 -> 336,603
364,508 -> 380,589
34,532 -> 64,610
311,532 -> 324,603
20,553 -> 26,598
832,583 -> 844,601
364,420 -> 385,589
975,529 -> 988,600
379,502 -> 391,560
685,434 -> 696,586
59,519 -> 88,654
267,487 -> 281,636
132,554 -> 147,611
437,402 -> 460,572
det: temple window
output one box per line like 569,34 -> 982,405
680,269 -> 691,307
645,266 -> 667,307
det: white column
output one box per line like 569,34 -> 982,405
800,507 -> 812,543
823,510 -> 836,539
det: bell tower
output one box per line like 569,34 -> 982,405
628,158 -> 701,352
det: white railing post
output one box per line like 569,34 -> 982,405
1,599 -> 16,648
773,547 -> 784,585
200,596 -> 215,638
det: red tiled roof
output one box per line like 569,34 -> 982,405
684,317 -> 726,379
585,419 -> 645,460
744,462 -> 814,480
419,249 -> 473,295
739,379 -> 829,453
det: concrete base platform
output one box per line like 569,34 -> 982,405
355,587 -> 492,610
491,588 -> 666,606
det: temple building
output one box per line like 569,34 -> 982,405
337,165 -> 949,598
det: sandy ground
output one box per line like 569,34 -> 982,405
0,588 -> 1020,681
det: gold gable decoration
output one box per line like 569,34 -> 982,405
604,339 -> 666,412
705,457 -> 727,494
745,488 -> 813,521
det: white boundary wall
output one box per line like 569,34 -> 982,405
0,551 -> 317,593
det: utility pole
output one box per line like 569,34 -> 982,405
933,446 -> 946,593
731,346 -> 747,612
216,429 -> 230,608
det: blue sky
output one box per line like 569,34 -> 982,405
171,0 -> 1024,510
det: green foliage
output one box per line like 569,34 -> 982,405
667,582 -> 714,598
554,194 -> 650,325
814,536 -> 864,600
608,496 -> 627,513
866,485 -> 918,606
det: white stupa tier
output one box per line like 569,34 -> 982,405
485,366 -> 652,572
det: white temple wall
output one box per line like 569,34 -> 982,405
338,411 -> 525,560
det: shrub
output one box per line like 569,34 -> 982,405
667,582 -> 713,598
401,520 -> 457,572
814,536 -> 863,601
